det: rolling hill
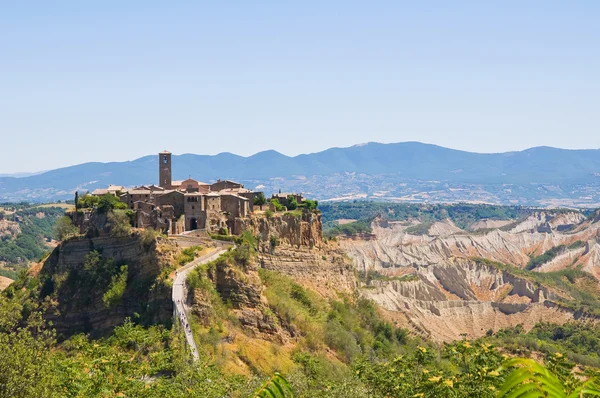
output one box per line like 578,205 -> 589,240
2,142 -> 600,205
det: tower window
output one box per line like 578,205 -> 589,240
163,156 -> 168,164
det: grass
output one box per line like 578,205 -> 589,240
33,203 -> 75,210
174,245 -> 203,266
404,222 -> 433,236
359,270 -> 419,285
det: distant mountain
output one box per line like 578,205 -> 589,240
2,142 -> 600,206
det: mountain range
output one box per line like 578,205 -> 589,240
2,142 -> 600,206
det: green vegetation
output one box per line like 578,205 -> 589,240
175,245 -> 203,266
253,373 -> 293,398
107,209 -> 133,237
568,240 -> 585,250
526,245 -> 566,270
324,219 -> 372,238
103,265 -> 128,308
77,193 -> 127,213
320,201 -> 584,237
475,258 -> 600,317
405,222 -> 433,235
253,192 -> 267,206
210,233 -> 239,242
497,357 -> 600,397
302,199 -> 318,211
270,199 -> 285,211
0,203 -> 65,268
358,270 -> 419,286
54,216 -> 78,240
287,196 -> 299,210
489,322 -> 600,368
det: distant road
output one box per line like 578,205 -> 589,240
172,248 -> 226,361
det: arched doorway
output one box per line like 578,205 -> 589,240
190,218 -> 198,230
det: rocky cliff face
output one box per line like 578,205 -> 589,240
339,211 -> 600,341
234,210 -> 355,297
235,210 -> 324,249
38,232 -> 174,339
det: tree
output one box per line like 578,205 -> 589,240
270,199 -> 285,211
107,210 -> 131,237
254,192 -> 267,206
304,199 -> 318,211
287,196 -> 298,210
54,216 -> 78,241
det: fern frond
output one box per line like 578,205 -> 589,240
253,372 -> 293,398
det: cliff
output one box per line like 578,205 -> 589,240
235,210 -> 324,250
339,211 -> 600,341
38,232 -> 175,338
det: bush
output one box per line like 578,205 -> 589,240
526,245 -> 565,270
270,199 -> 285,212
270,235 -> 278,250
253,192 -> 267,206
108,210 -> 132,237
103,265 -> 128,308
287,196 -> 298,211
54,216 -> 78,241
303,199 -> 318,211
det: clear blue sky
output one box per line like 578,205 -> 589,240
1,1 -> 599,173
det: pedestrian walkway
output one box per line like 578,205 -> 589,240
172,249 -> 226,361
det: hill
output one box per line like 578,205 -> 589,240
2,142 -> 600,206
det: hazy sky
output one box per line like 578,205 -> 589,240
1,1 -> 599,173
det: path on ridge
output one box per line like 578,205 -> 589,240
172,248 -> 227,361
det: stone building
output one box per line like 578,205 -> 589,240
271,192 -> 304,208
91,151 -> 263,235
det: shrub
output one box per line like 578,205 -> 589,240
303,199 -> 318,211
108,210 -> 132,237
253,192 -> 267,206
54,216 -> 78,241
287,196 -> 298,210
103,265 -> 128,308
270,199 -> 285,212
140,228 -> 157,247
269,235 -> 278,251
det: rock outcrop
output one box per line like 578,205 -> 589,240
339,211 -> 600,341
38,232 -> 174,339
235,210 -> 324,249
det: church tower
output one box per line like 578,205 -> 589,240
159,150 -> 172,188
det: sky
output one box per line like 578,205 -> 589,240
1,1 -> 599,173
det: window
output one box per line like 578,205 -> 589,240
163,156 -> 168,164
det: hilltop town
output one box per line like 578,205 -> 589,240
79,150 -> 307,236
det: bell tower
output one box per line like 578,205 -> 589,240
159,150 -> 172,188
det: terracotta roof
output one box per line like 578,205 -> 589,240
159,150 -> 171,155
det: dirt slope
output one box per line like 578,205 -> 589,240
340,211 -> 600,341
0,276 -> 13,291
